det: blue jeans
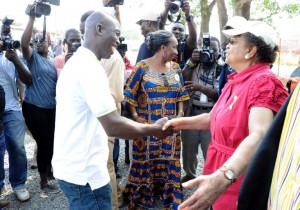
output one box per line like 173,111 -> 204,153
0,134 -> 5,190
1,111 -> 27,189
58,180 -> 112,210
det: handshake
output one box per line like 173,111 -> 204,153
152,117 -> 182,139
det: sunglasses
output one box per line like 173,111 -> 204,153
161,73 -> 169,87
33,39 -> 46,45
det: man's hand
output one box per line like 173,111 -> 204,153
182,1 -> 191,17
162,118 -> 182,133
178,171 -> 230,210
5,49 -> 18,62
154,117 -> 174,139
185,81 -> 203,92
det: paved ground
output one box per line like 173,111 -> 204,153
3,134 -> 204,210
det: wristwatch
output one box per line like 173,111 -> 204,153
186,15 -> 193,22
219,166 -> 237,184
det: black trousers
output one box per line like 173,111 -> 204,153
22,101 -> 55,174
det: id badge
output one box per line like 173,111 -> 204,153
200,93 -> 208,103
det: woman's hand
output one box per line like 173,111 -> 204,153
178,170 -> 230,210
162,118 -> 182,133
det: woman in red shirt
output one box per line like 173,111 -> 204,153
163,19 -> 288,210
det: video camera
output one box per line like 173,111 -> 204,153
103,0 -> 124,7
26,0 -> 60,18
199,34 -> 215,64
170,0 -> 184,14
0,16 -> 20,50
117,37 -> 127,57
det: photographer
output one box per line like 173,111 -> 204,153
54,28 -> 81,77
180,35 -> 221,183
0,19 -> 32,202
21,3 -> 58,192
161,0 -> 197,68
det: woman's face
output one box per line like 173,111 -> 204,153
164,36 -> 178,61
225,35 -> 250,69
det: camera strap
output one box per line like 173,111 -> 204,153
42,15 -> 46,42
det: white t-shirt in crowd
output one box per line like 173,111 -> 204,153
52,47 -> 117,190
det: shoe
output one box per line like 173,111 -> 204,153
0,199 -> 9,208
30,165 -> 38,169
41,184 -> 60,194
181,175 -> 195,183
13,188 -> 30,202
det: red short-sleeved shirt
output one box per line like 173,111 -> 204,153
203,63 -> 288,210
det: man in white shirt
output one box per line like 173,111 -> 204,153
52,11 -> 172,210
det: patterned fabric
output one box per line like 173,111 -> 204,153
123,61 -> 189,210
268,83 -> 300,210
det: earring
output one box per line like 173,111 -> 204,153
162,52 -> 167,58
245,53 -> 250,60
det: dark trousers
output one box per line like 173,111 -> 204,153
22,101 -> 55,174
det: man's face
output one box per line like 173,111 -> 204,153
171,22 -> 185,42
210,40 -> 220,59
99,21 -> 121,59
65,32 -> 81,53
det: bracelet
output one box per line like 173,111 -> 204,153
178,110 -> 184,116
188,59 -> 197,68
132,113 -> 138,120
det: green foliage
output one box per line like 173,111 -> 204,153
283,3 -> 300,18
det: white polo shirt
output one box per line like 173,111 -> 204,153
52,47 -> 117,190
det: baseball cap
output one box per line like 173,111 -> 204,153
223,16 -> 247,30
136,12 -> 160,25
222,20 -> 278,49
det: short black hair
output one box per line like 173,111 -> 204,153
80,10 -> 95,22
210,36 -> 220,48
145,30 -> 174,53
65,28 -> 80,40
243,32 -> 278,63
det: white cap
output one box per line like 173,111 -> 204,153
223,16 -> 247,30
222,20 -> 278,49
136,12 -> 160,25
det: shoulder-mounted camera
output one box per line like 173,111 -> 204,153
103,0 -> 124,7
0,16 -> 20,50
117,37 -> 127,57
26,0 -> 60,18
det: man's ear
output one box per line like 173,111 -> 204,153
96,24 -> 102,35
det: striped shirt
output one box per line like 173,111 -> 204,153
268,83 -> 300,210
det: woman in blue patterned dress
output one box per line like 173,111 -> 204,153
123,30 -> 189,209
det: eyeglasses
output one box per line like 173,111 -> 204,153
161,73 -> 169,87
33,39 -> 46,45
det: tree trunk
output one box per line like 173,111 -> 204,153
200,0 -> 217,39
217,0 -> 228,44
232,0 -> 252,20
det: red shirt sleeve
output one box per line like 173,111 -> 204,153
248,75 -> 288,112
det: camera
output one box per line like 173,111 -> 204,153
103,0 -> 124,7
0,16 -> 20,50
199,34 -> 215,64
26,0 -> 60,18
170,0 -> 183,14
117,37 -> 127,57
70,42 -> 81,53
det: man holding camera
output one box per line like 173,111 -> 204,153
161,0 -> 197,69
0,19 -> 32,202
181,35 -> 221,182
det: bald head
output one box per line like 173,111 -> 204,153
83,11 -> 121,60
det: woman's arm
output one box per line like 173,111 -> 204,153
163,112 -> 211,133
177,106 -> 275,210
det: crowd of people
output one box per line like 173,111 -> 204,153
0,0 -> 299,210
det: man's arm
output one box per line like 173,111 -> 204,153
5,49 -> 32,85
98,111 -> 172,140
182,1 -> 197,49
